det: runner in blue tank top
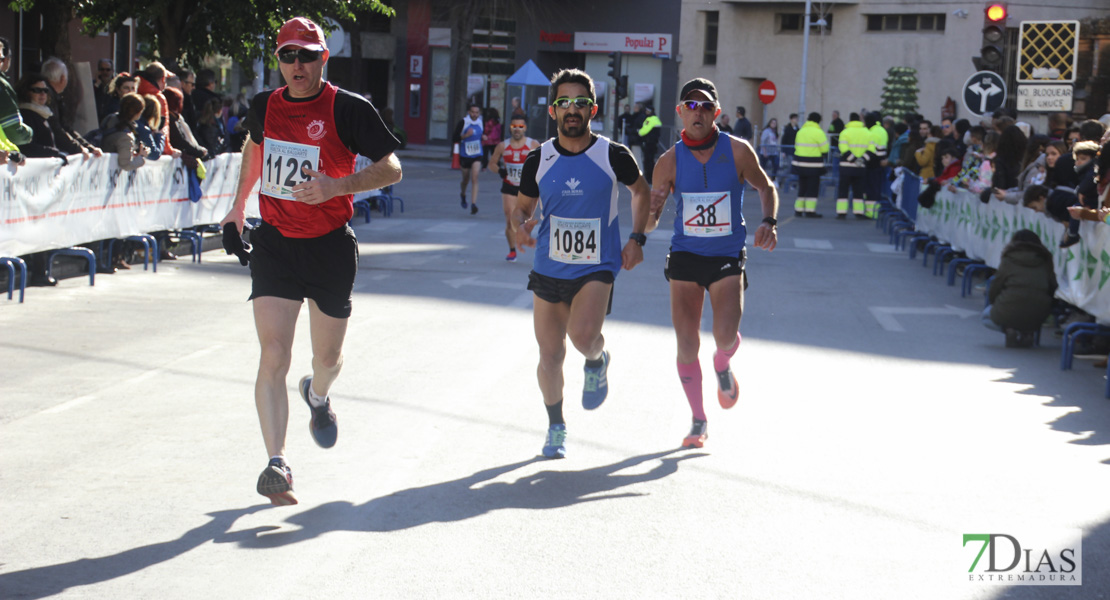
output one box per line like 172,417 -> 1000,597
512,68 -> 652,459
649,78 -> 779,449
454,103 -> 485,214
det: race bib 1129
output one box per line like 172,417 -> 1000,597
262,138 -> 321,200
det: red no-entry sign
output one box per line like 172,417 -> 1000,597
758,80 -> 777,105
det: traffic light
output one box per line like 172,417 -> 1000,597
607,51 -> 621,81
616,75 -> 628,100
975,3 -> 1008,73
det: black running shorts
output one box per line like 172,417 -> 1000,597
249,221 -> 359,319
501,181 -> 520,196
664,248 -> 748,290
460,155 -> 487,170
527,270 -> 615,315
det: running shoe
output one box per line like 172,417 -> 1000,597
299,375 -> 338,448
582,350 -> 610,410
470,203 -> 479,215
256,458 -> 298,505
542,424 -> 567,459
460,193 -> 468,209
716,366 -> 739,409
682,419 -> 708,449
506,249 -> 517,262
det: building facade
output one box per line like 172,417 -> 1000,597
391,0 -> 683,146
678,0 -> 1108,135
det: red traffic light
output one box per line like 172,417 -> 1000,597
986,4 -> 1006,22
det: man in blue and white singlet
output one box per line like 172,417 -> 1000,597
512,68 -> 652,459
649,78 -> 779,449
455,103 -> 484,214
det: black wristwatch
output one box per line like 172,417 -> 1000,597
762,217 -> 778,227
628,232 -> 647,246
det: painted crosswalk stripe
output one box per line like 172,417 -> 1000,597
794,238 -> 833,250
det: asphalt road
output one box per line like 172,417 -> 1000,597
2,158 -> 1108,599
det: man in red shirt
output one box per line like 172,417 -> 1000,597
220,16 -> 402,506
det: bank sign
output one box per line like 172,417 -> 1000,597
574,32 -> 672,57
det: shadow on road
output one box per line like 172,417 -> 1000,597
239,448 -> 705,548
0,505 -> 272,600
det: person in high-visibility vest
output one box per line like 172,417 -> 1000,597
835,113 -> 872,219
864,111 -> 888,218
791,112 -> 828,218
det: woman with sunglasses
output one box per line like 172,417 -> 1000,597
648,78 -> 778,449
14,74 -> 69,160
219,17 -> 401,506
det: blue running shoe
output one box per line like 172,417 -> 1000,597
542,424 -> 567,459
581,351 -> 610,410
299,375 -> 338,448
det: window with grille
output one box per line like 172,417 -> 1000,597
866,14 -> 946,32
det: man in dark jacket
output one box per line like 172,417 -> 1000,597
733,106 -> 753,141
780,113 -> 799,164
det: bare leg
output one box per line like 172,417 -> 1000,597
566,280 -> 611,361
533,296 -> 570,406
252,296 -> 302,458
306,299 -> 348,398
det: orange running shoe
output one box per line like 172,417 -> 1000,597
716,366 -> 738,409
682,419 -> 708,449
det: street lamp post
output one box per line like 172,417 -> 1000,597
799,0 -> 812,118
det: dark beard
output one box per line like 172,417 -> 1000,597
558,117 -> 588,138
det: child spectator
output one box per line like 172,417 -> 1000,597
982,229 -> 1057,348
935,148 -> 961,184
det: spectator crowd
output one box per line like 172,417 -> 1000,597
0,38 -> 246,285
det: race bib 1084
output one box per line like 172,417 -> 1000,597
262,138 -> 321,200
549,216 -> 600,265
682,191 -> 732,237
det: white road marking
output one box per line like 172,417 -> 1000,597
869,305 -> 980,332
42,395 -> 96,415
444,275 -> 524,291
866,243 -> 900,253
794,238 -> 834,250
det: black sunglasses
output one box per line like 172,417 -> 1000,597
278,48 -> 321,64
30,87 -> 50,94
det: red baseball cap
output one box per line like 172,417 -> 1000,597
275,17 -> 328,54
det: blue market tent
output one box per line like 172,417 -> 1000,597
506,59 -> 549,87
506,60 -> 552,138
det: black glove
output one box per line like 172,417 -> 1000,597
222,222 -> 251,266
498,166 -> 508,179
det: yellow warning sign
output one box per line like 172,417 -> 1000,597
1018,20 -> 1080,83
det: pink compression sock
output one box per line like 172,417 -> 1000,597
677,359 -> 705,421
713,332 -> 741,372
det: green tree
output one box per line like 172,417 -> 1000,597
880,67 -> 919,120
10,0 -> 394,71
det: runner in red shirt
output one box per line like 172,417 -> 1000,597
220,16 -> 402,506
487,113 -> 539,261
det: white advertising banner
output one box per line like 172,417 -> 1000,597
574,32 -> 673,57
916,188 -> 1110,323
0,153 -> 254,257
